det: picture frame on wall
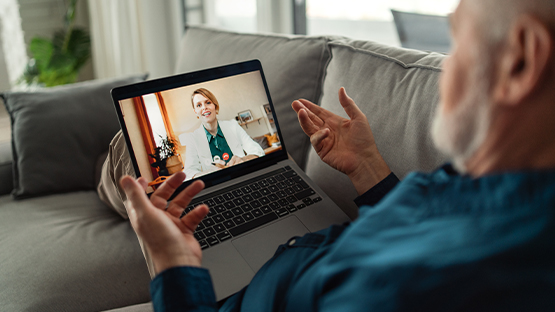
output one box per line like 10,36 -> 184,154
238,110 -> 253,123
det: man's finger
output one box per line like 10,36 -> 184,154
338,87 -> 363,120
150,172 -> 186,209
120,176 -> 154,218
310,128 -> 330,154
181,204 -> 210,233
170,180 -> 206,209
297,99 -> 332,121
298,108 -> 319,136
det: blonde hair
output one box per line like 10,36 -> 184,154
191,88 -> 219,113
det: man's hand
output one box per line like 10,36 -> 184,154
292,87 -> 391,195
120,172 -> 208,275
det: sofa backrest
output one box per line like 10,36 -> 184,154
175,25 -> 332,170
305,39 -> 449,218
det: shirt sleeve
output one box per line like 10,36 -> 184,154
353,172 -> 400,208
150,267 -> 218,312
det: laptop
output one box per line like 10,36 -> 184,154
111,60 -> 351,300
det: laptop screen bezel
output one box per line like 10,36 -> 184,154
111,60 -> 289,199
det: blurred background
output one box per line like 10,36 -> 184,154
0,0 -> 458,92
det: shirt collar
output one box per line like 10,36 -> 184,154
204,122 -> 224,143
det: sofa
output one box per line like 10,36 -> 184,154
0,25 -> 448,311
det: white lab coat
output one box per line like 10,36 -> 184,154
180,120 -> 265,180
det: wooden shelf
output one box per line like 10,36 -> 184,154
239,117 -> 262,128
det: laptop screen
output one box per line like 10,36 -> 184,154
112,61 -> 286,196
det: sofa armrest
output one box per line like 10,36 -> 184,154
0,141 -> 13,195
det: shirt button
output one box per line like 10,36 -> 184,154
288,239 -> 296,246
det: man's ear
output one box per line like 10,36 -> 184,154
492,15 -> 553,106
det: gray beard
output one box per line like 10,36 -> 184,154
431,75 -> 491,174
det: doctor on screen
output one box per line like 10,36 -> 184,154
181,88 -> 265,180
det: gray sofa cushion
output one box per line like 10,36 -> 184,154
0,141 -> 13,195
175,25 -> 331,169
1,75 -> 147,199
305,40 -> 448,219
0,192 -> 151,311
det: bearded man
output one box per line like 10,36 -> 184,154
120,0 -> 555,310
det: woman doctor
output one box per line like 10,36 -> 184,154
182,88 -> 265,179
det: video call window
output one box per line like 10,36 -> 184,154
118,71 -> 282,194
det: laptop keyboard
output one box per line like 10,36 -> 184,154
179,166 -> 322,250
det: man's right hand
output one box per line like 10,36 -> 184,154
292,87 -> 391,195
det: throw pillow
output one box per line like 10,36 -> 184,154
1,74 -> 147,198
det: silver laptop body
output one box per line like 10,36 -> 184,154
111,60 -> 351,300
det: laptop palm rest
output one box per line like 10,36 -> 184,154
232,216 -> 309,272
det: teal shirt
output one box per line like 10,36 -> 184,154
204,123 -> 234,165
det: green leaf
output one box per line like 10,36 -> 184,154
29,38 -> 53,72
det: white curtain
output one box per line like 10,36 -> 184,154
0,0 -> 28,91
88,0 -> 184,79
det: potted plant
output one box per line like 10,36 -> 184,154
149,135 -> 183,176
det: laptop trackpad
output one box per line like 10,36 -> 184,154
232,216 -> 309,272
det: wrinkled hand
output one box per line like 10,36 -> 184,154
120,171 -> 209,274
292,88 -> 390,194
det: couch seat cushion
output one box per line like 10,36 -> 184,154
0,192 -> 151,311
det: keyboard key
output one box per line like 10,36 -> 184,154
214,196 -> 225,204
285,179 -> 295,186
260,188 -> 271,196
266,177 -> 277,184
199,240 -> 209,250
242,212 -> 255,221
223,211 -> 234,219
251,191 -> 262,199
215,205 -> 226,213
233,198 -> 245,206
196,222 -> 205,231
299,181 -> 310,189
194,232 -> 206,240
296,203 -> 306,209
275,174 -> 285,181
260,197 -> 271,205
223,193 -> 235,201
313,197 -> 322,203
232,189 -> 244,197
305,199 -> 314,206
283,170 -> 297,178
278,199 -> 290,207
295,188 -> 316,201
284,165 -> 292,170
207,236 -> 219,246
276,208 -> 289,217
232,207 -> 244,216
277,182 -> 287,189
268,194 -> 279,202
292,184 -> 304,192
241,204 -> 253,212
261,206 -> 272,214
217,231 -> 232,242
207,209 -> 216,217
229,213 -> 278,236
203,218 -> 215,227
287,196 -> 297,203
269,185 -> 279,192
203,227 -> 216,237
250,200 -> 262,208
223,220 -> 236,229
233,216 -> 246,225
213,214 -> 225,224
214,224 -> 226,233
241,186 -> 252,193
292,176 -> 303,183
284,188 -> 295,195
252,209 -> 263,217
249,183 -> 261,190
287,205 -> 298,212
242,194 -> 254,202
224,202 -> 236,209
269,202 -> 281,210
206,199 -> 216,207
259,180 -> 269,187
276,191 -> 287,198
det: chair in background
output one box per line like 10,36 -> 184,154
391,9 -> 451,54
